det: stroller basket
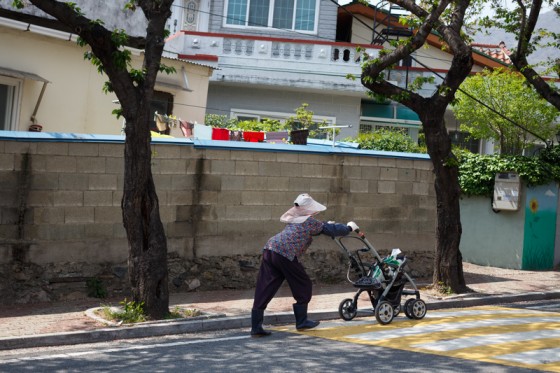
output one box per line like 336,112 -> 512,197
353,276 -> 382,290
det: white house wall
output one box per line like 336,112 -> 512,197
352,14 -> 376,45
0,24 -> 212,135
0,25 -> 120,134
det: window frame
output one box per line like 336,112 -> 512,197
230,108 -> 335,125
223,0 -> 319,34
449,130 -> 481,154
0,75 -> 22,131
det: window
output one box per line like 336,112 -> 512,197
450,130 -> 480,153
236,114 -> 260,122
359,123 -> 410,136
231,108 -> 334,125
225,0 -> 317,32
0,76 -> 20,131
150,91 -> 174,134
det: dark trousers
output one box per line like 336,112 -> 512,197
252,249 -> 312,311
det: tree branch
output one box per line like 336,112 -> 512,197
26,0 -> 138,107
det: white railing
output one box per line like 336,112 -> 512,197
167,32 -> 439,94
177,32 -> 379,66
221,38 -> 375,65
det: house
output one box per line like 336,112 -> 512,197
164,0 -> 509,151
0,1 -> 215,137
1,0 -> 510,149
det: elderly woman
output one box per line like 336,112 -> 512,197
251,193 -> 359,337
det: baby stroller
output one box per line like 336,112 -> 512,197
333,229 -> 427,325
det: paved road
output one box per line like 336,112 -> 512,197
0,302 -> 557,372
275,302 -> 560,372
0,330 -> 541,373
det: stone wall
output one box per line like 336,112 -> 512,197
0,135 -> 436,303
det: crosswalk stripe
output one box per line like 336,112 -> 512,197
422,307 -> 549,318
413,329 -> 560,351
275,306 -> 560,372
494,347 -> 560,365
347,317 -> 560,342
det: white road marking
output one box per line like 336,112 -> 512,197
313,308 -> 550,330
422,308 -> 549,318
412,329 -> 560,351
526,304 -> 560,311
347,317 -> 560,342
494,347 -> 560,365
0,335 -> 250,364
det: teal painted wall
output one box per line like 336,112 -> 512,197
460,195 -> 525,269
522,183 -> 558,270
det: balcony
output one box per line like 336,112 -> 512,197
165,31 -> 381,93
165,31 -> 440,96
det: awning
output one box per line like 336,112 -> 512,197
0,66 -> 50,83
0,67 -> 50,125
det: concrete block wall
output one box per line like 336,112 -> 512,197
0,136 -> 436,301
0,138 -> 437,265
0,140 -> 130,265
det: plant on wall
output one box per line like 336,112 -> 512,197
350,128 -> 426,153
204,114 -> 238,129
285,103 -> 331,139
456,148 -> 560,197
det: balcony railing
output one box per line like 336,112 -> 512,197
165,31 -> 440,94
219,36 -> 368,65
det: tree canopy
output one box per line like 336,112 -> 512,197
478,0 -> 560,111
452,68 -> 559,155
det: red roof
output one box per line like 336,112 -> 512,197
471,41 -> 512,64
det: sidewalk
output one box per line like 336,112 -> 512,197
0,262 -> 559,350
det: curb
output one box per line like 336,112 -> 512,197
1,291 -> 559,351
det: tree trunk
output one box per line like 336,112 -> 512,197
21,0 -> 174,320
423,112 -> 467,293
122,110 -> 169,319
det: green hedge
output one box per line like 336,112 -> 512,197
457,147 -> 560,197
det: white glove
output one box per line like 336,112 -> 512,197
347,221 -> 359,232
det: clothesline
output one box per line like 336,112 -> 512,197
154,112 -> 196,137
152,112 -> 299,143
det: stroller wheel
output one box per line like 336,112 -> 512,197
375,301 -> 394,325
409,299 -> 427,319
404,299 -> 415,319
393,305 -> 401,317
338,298 -> 357,321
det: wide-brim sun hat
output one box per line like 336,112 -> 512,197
280,193 -> 326,223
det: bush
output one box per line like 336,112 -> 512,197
350,128 -> 426,153
204,114 -> 238,129
455,148 -> 560,197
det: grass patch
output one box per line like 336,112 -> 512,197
166,306 -> 203,319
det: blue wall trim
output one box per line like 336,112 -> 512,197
0,130 -> 431,160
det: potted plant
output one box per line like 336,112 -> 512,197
204,114 -> 239,141
285,104 -> 315,145
262,118 -> 289,143
237,120 -> 265,142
